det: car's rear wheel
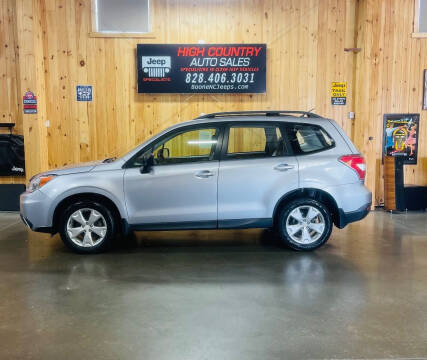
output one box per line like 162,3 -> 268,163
59,201 -> 115,254
277,198 -> 332,251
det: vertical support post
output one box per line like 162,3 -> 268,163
14,0 -> 48,180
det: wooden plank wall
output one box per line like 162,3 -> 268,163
0,0 -> 24,184
2,0 -> 357,172
354,0 -> 427,205
1,0 -> 426,206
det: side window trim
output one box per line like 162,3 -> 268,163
124,123 -> 225,168
219,123 -> 231,160
279,123 -> 295,156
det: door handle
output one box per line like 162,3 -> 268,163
274,163 -> 294,171
194,170 -> 214,179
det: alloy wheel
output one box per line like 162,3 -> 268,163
66,208 -> 107,248
285,205 -> 326,244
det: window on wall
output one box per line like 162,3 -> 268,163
414,0 -> 427,36
93,0 -> 150,34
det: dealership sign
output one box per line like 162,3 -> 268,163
137,44 -> 266,93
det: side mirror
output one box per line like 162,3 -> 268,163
140,153 -> 154,174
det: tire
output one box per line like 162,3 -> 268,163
59,200 -> 116,254
276,198 -> 332,251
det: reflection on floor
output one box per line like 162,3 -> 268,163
0,210 -> 426,359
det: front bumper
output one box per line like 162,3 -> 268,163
20,213 -> 32,228
20,213 -> 52,233
337,203 -> 371,229
20,190 -> 53,233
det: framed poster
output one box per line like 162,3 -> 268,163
383,113 -> 420,164
137,44 -> 266,94
423,69 -> 427,110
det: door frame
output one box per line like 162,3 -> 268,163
216,121 -> 299,228
123,123 -> 226,230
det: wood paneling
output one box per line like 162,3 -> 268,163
354,0 -> 427,205
0,0 -> 24,184
5,0 -> 357,177
14,0 -> 49,181
0,0 -> 19,127
1,0 -> 426,207
384,156 -> 397,210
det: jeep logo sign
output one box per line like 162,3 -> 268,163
142,56 -> 171,78
137,44 -> 266,94
142,56 -> 171,67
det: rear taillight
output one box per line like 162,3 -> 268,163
339,155 -> 366,180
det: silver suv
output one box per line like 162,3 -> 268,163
20,111 -> 372,253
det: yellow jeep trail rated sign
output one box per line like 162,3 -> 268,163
331,82 -> 347,105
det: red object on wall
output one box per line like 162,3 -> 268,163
23,91 -> 37,114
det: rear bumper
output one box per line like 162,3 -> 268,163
337,203 -> 371,229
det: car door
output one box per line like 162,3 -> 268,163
218,122 -> 299,227
123,125 -> 222,228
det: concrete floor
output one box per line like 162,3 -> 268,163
0,211 -> 427,359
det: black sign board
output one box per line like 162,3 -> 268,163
137,44 -> 266,94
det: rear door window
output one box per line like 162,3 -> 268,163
284,124 -> 335,155
225,124 -> 290,159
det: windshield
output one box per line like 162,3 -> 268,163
112,123 -> 193,163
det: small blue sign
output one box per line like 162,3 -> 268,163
76,85 -> 92,101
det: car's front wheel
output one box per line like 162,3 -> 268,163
277,198 -> 332,251
59,201 -> 116,254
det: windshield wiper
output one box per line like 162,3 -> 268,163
103,157 -> 116,163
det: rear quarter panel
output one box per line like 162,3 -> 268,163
296,120 -> 371,213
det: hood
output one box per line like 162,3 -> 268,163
39,160 -> 103,176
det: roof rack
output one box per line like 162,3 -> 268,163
196,110 -> 321,119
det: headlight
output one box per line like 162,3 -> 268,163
28,175 -> 56,192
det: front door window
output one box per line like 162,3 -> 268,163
153,128 -> 219,165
